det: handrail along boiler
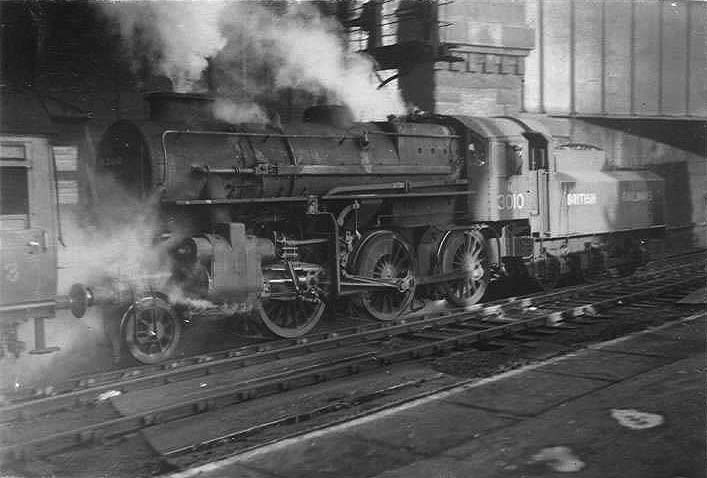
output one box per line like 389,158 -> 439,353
72,93 -> 665,363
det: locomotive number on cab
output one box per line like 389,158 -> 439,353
497,193 -> 525,210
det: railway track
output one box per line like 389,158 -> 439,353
0,252 -> 704,466
0,250 -> 701,415
1,249 -> 701,411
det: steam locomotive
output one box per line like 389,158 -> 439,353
69,92 -> 665,363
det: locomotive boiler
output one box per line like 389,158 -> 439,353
73,92 -> 665,364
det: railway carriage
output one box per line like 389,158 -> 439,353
0,90 -> 62,358
67,92 -> 665,363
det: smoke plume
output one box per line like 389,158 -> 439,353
100,1 -> 405,120
214,2 -> 405,120
101,1 -> 227,92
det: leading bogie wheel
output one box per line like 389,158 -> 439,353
353,230 -> 416,321
123,296 -> 182,364
441,229 -> 490,307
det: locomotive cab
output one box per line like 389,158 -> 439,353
449,116 -> 554,238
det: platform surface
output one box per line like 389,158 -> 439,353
171,313 -> 706,478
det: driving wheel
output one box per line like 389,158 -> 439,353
353,230 -> 415,321
440,230 -> 490,307
257,263 -> 326,338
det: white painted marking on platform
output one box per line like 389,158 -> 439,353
611,409 -> 664,430
97,390 -> 121,401
530,446 -> 585,472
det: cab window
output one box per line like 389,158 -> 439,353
523,132 -> 549,171
506,143 -> 523,176
467,140 -> 487,167
0,143 -> 30,229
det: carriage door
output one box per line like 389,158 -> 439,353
0,138 -> 57,307
523,132 -> 550,234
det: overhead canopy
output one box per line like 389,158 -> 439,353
0,88 -> 56,136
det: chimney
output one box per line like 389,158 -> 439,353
145,92 -> 215,123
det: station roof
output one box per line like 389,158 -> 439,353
0,88 -> 56,135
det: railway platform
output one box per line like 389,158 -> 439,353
171,312 -> 706,478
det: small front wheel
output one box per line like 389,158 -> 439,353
122,297 -> 182,364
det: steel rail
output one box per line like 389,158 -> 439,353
168,310 -> 707,467
0,266 -> 703,462
164,376 -> 439,459
1,254 -> 702,421
2,269 -> 687,417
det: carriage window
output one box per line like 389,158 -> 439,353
0,167 -> 29,215
0,143 -> 29,229
0,144 -> 26,160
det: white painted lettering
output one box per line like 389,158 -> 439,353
566,193 -> 597,206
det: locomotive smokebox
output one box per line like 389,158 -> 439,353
170,223 -> 276,303
146,92 -> 215,123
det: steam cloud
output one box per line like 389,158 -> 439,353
100,1 -> 405,121
59,174 -> 171,289
212,98 -> 269,125
3,177 -> 174,393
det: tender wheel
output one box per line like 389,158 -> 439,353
353,230 -> 415,321
441,230 -> 489,307
123,296 -> 182,364
582,246 -> 607,283
258,264 -> 326,338
535,252 -> 561,290
614,237 -> 642,276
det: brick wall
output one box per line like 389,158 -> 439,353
398,0 -> 533,116
434,58 -> 524,116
